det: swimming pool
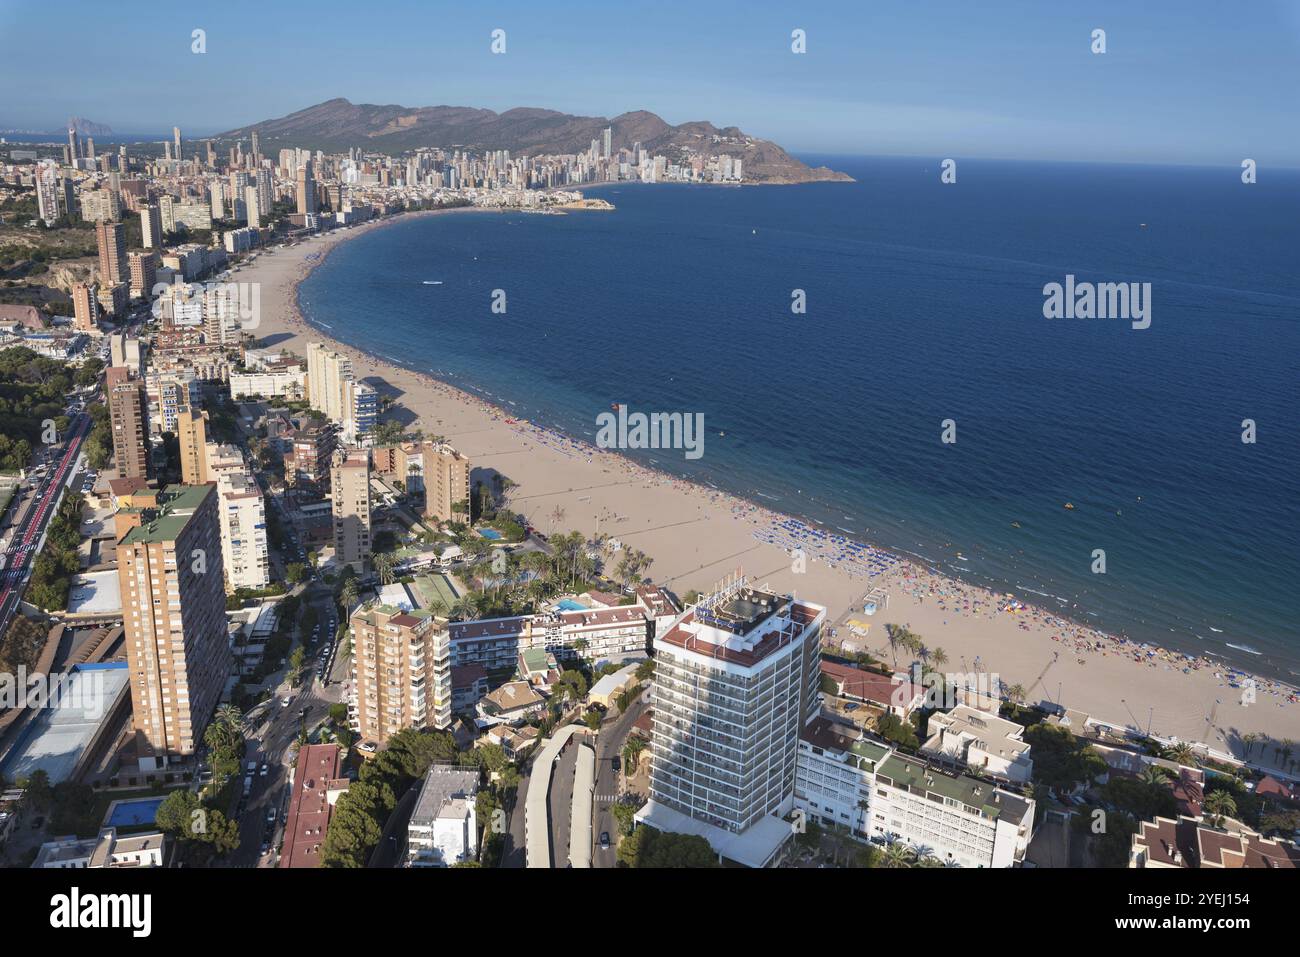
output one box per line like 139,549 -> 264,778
104,797 -> 165,828
478,528 -> 503,540
556,599 -> 587,612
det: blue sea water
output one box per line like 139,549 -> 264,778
297,157 -> 1300,681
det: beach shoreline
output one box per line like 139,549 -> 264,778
235,210 -> 1300,767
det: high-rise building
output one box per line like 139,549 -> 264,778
330,448 -> 371,572
128,250 -> 157,299
35,163 -> 61,225
423,443 -> 471,523
176,407 -> 209,485
140,204 -> 163,249
116,485 -> 231,768
245,184 -> 263,229
106,366 -> 148,479
250,131 -> 260,162
216,470 -> 270,590
602,126 -> 612,160
342,379 -> 377,446
348,601 -> 452,744
96,220 -> 128,285
295,160 -> 317,215
173,126 -> 183,163
72,283 -> 101,332
306,341 -> 353,423
635,575 -> 826,868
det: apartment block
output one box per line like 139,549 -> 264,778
406,765 -> 479,867
176,407 -> 209,485
106,366 -> 148,480
635,576 -> 825,868
348,602 -> 452,744
922,705 -> 1034,784
306,341 -> 353,423
116,485 -> 232,768
331,447 -> 371,572
217,470 -> 270,591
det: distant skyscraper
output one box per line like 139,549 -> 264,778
67,127 -> 80,160
173,126 -> 183,162
140,204 -> 163,249
128,250 -> 157,299
295,160 -> 317,215
602,126 -> 612,160
250,131 -> 260,161
96,220 -> 129,285
35,163 -> 60,225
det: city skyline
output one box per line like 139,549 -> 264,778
2,0 -> 1300,166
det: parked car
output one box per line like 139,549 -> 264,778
599,832 -> 610,849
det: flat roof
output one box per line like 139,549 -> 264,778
877,753 -> 1030,825
409,765 -> 478,829
66,569 -> 123,615
0,663 -> 130,784
634,800 -> 789,868
119,484 -> 213,546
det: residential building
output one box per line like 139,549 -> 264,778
342,378 -> 378,446
106,366 -> 148,479
128,250 -> 157,299
635,576 -> 825,868
176,407 -> 209,485
140,203 -> 163,249
279,744 -> 350,869
95,219 -> 128,285
922,705 -> 1035,784
306,341 -> 353,423
217,470 -> 269,591
423,442 -> 471,523
348,602 -> 452,744
795,715 -> 891,839
870,752 -> 1035,868
1130,815 -> 1300,868
33,828 -> 166,869
115,485 -> 232,768
406,765 -> 479,867
330,447 -> 371,572
286,425 -> 335,486
72,283 -> 100,332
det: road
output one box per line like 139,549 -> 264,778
592,693 -> 649,868
0,411 -> 91,636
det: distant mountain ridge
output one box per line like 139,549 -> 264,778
219,97 -> 851,184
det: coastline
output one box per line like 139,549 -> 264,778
237,210 -> 1300,767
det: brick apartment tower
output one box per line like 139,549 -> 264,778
116,485 -> 232,769
106,365 -> 148,479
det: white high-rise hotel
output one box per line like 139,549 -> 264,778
636,576 -> 825,868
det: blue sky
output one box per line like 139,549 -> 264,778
2,0 -> 1298,165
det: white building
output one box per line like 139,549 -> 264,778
922,705 -> 1035,784
870,752 -> 1035,868
406,765 -> 479,867
795,716 -> 891,839
635,576 -> 825,868
229,368 -> 306,400
217,470 -> 270,590
33,828 -> 166,868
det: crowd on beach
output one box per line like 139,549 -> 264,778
264,233 -> 1300,732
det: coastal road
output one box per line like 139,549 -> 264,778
0,412 -> 90,637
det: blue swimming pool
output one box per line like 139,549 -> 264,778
556,599 -> 587,612
478,528 -> 502,540
105,797 -> 165,828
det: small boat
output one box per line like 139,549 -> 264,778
1063,503 -> 1076,510
1011,521 -> 1021,528
422,280 -> 443,285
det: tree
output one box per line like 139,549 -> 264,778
285,562 -> 306,585
372,551 -> 396,586
22,769 -> 53,812
1204,790 -> 1237,826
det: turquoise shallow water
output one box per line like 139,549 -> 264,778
298,156 -> 1300,682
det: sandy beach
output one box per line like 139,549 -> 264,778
234,212 -> 1300,768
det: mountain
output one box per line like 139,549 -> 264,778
67,117 -> 113,137
219,98 -> 851,184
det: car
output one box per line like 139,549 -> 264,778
281,695 -> 292,707
259,763 -> 268,776
611,756 -> 621,772
246,761 -> 257,773
599,832 -> 610,849
358,741 -> 377,754
266,808 -> 277,823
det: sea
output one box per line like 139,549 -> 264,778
297,156 -> 1300,683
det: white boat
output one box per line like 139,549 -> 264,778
423,280 -> 443,285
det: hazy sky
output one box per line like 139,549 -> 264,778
3,0 -> 1298,165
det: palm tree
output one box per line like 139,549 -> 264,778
882,841 -> 914,868
372,551 -> 396,586
1005,683 -> 1027,706
1166,743 -> 1198,768
931,647 -> 948,669
339,579 -> 359,615
1138,766 -> 1166,789
1203,790 -> 1237,826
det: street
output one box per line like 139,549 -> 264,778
592,693 -> 649,868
